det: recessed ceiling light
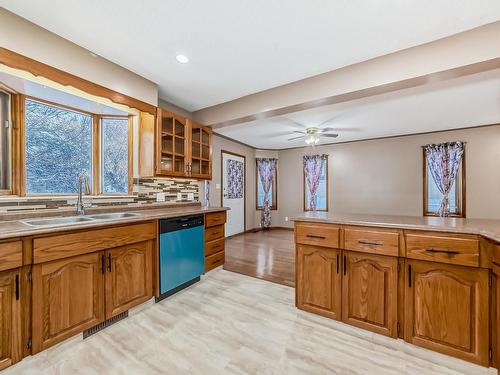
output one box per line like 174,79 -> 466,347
176,54 -> 189,64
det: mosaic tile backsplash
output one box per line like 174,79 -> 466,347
0,177 -> 200,212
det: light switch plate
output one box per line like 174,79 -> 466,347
216,184 -> 221,189
156,192 -> 165,202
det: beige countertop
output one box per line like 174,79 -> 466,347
0,203 -> 228,240
292,212 -> 500,243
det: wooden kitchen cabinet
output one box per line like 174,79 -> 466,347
0,269 -> 22,370
189,120 -> 212,179
32,252 -> 105,353
154,108 -> 213,179
342,251 -> 398,337
104,241 -> 153,318
296,244 -> 342,320
156,109 -> 189,177
404,259 -> 489,366
492,262 -> 500,369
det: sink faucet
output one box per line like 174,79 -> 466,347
76,171 -> 91,215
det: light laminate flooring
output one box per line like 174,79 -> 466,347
5,269 -> 494,375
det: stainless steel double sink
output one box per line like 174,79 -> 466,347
22,212 -> 141,227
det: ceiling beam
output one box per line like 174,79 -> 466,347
193,21 -> 500,129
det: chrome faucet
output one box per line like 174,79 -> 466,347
76,171 -> 91,215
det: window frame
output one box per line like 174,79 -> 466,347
98,115 -> 133,195
422,147 -> 466,218
303,156 -> 329,212
255,160 -> 278,211
21,95 -> 132,196
0,87 -> 15,196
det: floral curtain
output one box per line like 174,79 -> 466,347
424,141 -> 464,217
257,158 -> 277,228
226,159 -> 244,199
303,154 -> 327,211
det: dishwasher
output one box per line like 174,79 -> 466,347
156,214 -> 205,301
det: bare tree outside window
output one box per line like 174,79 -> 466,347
25,99 -> 92,194
101,117 -> 128,194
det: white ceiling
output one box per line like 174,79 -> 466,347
216,69 -> 500,149
1,1 -> 500,111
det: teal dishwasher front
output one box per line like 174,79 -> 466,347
157,215 -> 205,300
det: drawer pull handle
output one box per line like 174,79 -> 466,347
358,240 -> 382,246
306,234 -> 326,239
425,248 -> 460,255
492,261 -> 500,267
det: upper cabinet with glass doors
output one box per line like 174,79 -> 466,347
155,108 -> 212,179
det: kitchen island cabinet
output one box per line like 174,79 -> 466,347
293,214 -> 497,368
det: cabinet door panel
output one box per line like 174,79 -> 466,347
0,270 -> 21,370
342,251 -> 398,337
404,260 -> 488,366
296,245 -> 341,320
105,241 -> 153,318
32,253 -> 104,353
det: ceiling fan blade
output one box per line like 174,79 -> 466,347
321,133 -> 339,138
287,135 -> 305,141
319,127 -> 336,133
293,130 -> 306,134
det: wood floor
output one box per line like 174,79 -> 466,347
224,228 -> 295,287
4,269 -> 493,375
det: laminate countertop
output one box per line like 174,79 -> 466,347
292,212 -> 500,243
0,203 -> 228,240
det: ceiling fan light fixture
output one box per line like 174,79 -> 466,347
305,134 -> 319,145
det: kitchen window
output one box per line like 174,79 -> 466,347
304,156 -> 328,211
100,117 -> 131,194
24,98 -> 131,195
25,99 -> 93,194
256,165 -> 277,210
423,147 -> 465,217
0,89 -> 12,194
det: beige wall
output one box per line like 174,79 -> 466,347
0,8 -> 158,106
203,134 -> 257,230
158,99 -> 193,120
276,125 -> 500,227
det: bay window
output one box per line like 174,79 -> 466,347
23,98 -> 130,195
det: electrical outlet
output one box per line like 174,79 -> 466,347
216,183 -> 221,189
156,192 -> 165,202
187,193 -> 194,201
285,216 -> 289,222
177,192 -> 183,201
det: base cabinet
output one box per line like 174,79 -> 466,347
105,241 -> 153,319
342,251 -> 398,337
32,240 -> 154,353
296,245 -> 342,320
0,269 -> 21,370
32,252 -> 105,353
404,260 -> 489,366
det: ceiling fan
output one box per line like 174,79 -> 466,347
287,127 -> 339,145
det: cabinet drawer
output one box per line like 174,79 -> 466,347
0,241 -> 22,272
205,225 -> 225,242
205,238 -> 225,257
34,222 -> 156,264
405,232 -> 479,267
205,250 -> 224,272
344,227 -> 399,256
295,222 -> 339,249
205,211 -> 227,228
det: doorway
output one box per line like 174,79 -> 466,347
221,150 -> 246,237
